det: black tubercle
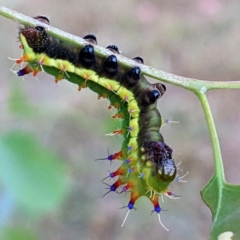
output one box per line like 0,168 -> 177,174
133,56 -> 144,64
83,34 -> 97,44
161,84 -> 166,92
79,45 -> 96,67
103,55 -> 118,76
106,45 -> 119,54
35,26 -> 45,32
124,67 -> 141,87
33,16 -> 50,25
153,83 -> 167,99
140,89 -> 160,107
148,90 -> 161,103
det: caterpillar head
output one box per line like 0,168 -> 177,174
143,141 -> 176,182
157,158 -> 176,182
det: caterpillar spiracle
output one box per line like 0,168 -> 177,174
14,15 -> 184,230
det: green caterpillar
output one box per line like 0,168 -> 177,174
15,15 -> 182,229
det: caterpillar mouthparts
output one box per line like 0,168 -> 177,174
14,15 -> 187,229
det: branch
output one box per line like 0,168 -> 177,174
196,93 -> 225,181
1,6 -> 240,93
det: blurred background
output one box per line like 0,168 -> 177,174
0,0 -> 240,239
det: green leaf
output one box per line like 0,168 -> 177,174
201,175 -> 240,240
0,131 -> 67,214
1,227 -> 38,240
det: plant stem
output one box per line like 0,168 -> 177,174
1,6 -> 240,92
196,92 -> 225,181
